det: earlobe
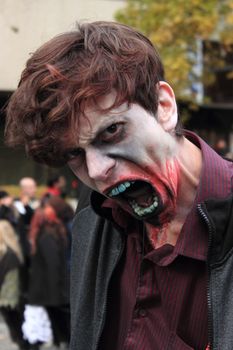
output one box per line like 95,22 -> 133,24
157,81 -> 178,132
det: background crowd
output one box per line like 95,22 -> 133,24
0,175 -> 75,350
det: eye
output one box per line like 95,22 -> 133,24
99,123 -> 124,143
65,147 -> 85,165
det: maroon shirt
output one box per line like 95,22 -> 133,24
99,132 -> 232,350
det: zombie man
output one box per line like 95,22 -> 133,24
5,21 -> 233,350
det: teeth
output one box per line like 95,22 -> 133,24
129,196 -> 158,217
108,181 -> 133,197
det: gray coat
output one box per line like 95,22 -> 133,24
70,189 -> 233,350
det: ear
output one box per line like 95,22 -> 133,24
157,81 -> 178,132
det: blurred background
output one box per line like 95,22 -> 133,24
0,0 -> 233,196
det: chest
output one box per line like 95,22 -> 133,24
145,217 -> 185,249
101,232 -> 209,350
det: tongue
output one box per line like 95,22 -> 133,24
134,193 -> 155,207
124,183 -> 155,207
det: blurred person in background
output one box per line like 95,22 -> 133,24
14,177 -> 39,304
46,196 -> 74,270
214,138 -> 229,157
13,177 -> 39,261
14,177 -> 39,214
0,191 -> 31,348
0,220 -> 30,350
0,190 -> 18,227
42,175 -> 67,200
214,138 -> 233,160
23,202 -> 70,349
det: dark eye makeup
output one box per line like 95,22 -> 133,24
65,147 -> 85,163
98,122 -> 124,143
65,121 -> 125,166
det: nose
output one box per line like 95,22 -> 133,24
85,146 -> 116,181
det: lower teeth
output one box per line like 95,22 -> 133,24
129,196 -> 158,217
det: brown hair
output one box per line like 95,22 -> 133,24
5,21 -> 174,167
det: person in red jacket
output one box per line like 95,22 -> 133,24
42,175 -> 67,200
25,203 -> 70,349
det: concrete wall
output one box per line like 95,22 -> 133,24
0,0 -> 125,90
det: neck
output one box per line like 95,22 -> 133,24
175,136 -> 202,217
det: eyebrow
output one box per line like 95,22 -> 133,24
72,113 -> 128,150
92,114 -> 127,139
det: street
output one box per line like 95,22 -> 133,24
0,316 -> 63,350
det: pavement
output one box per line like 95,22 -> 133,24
0,316 -> 65,350
0,318 -> 18,350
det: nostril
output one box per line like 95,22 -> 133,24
86,150 -> 116,181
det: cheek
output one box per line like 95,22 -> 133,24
109,140 -> 157,167
146,161 -> 180,226
114,133 -> 175,167
146,159 -> 180,201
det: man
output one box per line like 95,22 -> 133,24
14,177 -> 39,260
14,177 -> 38,214
4,21 -> 233,350
12,177 -> 39,310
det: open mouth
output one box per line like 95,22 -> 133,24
107,180 -> 160,218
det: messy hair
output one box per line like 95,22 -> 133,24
5,21 -> 178,167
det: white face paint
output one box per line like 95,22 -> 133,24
68,92 -> 180,226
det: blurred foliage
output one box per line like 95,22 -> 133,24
115,0 -> 233,102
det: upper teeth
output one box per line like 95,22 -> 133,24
108,181 -> 134,197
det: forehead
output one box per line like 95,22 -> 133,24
84,91 -> 128,119
68,91 -> 159,151
21,180 -> 36,187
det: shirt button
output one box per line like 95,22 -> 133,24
138,308 -> 147,317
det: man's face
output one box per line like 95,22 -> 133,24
57,176 -> 66,190
68,92 -> 180,226
22,181 -> 37,198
